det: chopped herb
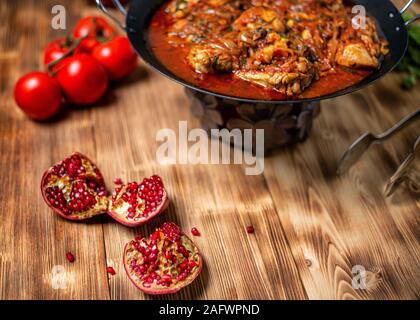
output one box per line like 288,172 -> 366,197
239,56 -> 247,67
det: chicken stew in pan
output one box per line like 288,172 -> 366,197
148,0 -> 389,100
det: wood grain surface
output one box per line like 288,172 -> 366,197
0,0 -> 418,300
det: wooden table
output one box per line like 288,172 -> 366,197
0,0 -> 418,300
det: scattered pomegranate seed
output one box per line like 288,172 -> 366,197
246,225 -> 255,234
66,251 -> 75,262
114,178 -> 123,185
107,266 -> 116,275
191,227 -> 200,236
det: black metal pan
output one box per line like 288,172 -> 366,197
96,0 -> 419,104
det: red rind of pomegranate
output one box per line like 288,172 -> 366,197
107,177 -> 169,227
123,222 -> 203,295
40,152 -> 108,220
41,152 -> 168,225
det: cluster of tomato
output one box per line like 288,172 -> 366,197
14,16 -> 138,121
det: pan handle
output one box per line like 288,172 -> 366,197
400,0 -> 416,14
405,14 -> 420,26
95,0 -> 126,31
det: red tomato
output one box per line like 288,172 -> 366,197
78,38 -> 101,54
73,16 -> 115,41
56,54 -> 109,105
14,72 -> 62,120
92,36 -> 138,80
44,38 -> 71,67
44,37 -> 101,71
72,16 -> 115,55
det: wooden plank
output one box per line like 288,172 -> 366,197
263,74 -> 420,299
0,0 -> 418,300
0,0 -> 109,300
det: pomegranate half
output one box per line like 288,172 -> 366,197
107,177 -> 169,227
123,222 -> 203,295
40,152 -> 168,226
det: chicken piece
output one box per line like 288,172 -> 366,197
336,43 -> 378,69
233,7 -> 285,49
187,45 -> 233,73
233,6 -> 285,33
254,38 -> 290,64
235,57 -> 317,96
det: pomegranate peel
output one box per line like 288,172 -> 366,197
40,152 -> 168,226
123,222 -> 203,295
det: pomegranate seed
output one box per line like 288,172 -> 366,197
46,186 -> 71,214
161,222 -> 181,242
246,225 -> 255,234
178,245 -> 190,258
150,231 -> 161,241
128,182 -> 138,191
114,178 -> 123,185
87,181 -> 96,189
179,260 -> 188,271
66,252 -> 75,263
177,273 -> 187,281
164,251 -> 172,260
134,176 -> 165,217
161,274 -> 172,283
107,266 -> 116,275
191,227 -> 200,236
